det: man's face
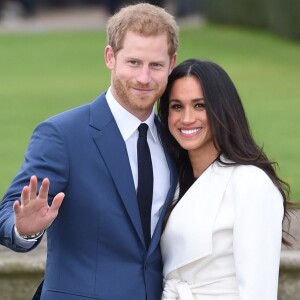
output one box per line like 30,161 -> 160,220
105,31 -> 176,121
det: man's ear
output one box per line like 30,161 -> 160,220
169,53 -> 177,75
104,45 -> 115,70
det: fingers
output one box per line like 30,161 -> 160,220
38,177 -> 50,200
20,176 -> 50,206
21,175 -> 38,206
19,176 -> 63,214
21,185 -> 30,206
50,192 -> 65,214
29,175 -> 38,201
13,200 -> 21,214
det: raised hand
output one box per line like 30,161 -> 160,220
13,175 -> 65,236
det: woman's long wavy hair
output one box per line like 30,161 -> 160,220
158,59 -> 292,245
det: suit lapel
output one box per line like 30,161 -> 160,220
148,152 -> 177,255
89,94 -> 144,245
147,118 -> 178,255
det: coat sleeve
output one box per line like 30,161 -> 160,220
0,119 -> 69,252
232,166 -> 283,300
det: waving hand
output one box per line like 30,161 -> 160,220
13,175 -> 65,236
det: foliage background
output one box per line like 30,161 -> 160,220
0,24 -> 299,200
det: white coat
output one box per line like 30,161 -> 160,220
161,159 -> 283,300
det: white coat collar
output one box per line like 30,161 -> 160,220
161,158 -> 234,276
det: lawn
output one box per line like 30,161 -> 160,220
0,24 -> 299,200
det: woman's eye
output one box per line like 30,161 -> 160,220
170,104 -> 182,110
195,103 -> 205,109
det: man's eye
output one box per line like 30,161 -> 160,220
151,63 -> 163,68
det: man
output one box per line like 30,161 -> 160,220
0,3 -> 178,300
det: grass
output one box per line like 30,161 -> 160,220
0,24 -> 299,200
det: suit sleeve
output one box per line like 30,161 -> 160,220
232,166 -> 283,300
0,119 -> 69,252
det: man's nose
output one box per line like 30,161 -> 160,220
136,66 -> 151,84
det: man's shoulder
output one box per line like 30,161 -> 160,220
45,92 -> 107,125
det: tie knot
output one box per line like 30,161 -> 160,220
138,123 -> 149,137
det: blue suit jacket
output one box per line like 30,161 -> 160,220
0,93 -> 177,300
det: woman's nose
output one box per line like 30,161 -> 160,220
182,108 -> 195,124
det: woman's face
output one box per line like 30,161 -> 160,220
168,76 -> 216,156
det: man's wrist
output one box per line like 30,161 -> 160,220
14,226 -> 44,240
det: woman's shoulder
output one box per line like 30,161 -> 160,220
232,164 -> 268,180
228,164 -> 281,199
217,157 -> 271,185
226,164 -> 283,219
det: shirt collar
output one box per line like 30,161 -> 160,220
106,87 -> 157,142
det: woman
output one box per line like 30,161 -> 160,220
158,59 -> 290,299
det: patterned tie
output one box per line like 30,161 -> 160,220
137,123 -> 153,248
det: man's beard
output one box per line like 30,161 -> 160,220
112,75 -> 165,112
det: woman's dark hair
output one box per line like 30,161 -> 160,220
158,58 -> 291,245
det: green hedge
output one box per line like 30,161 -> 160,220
267,0 -> 300,40
203,0 -> 267,27
203,0 -> 300,40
